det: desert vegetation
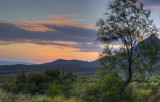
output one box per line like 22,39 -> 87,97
1,68 -> 160,102
1,0 -> 160,102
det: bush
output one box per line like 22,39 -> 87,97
46,84 -> 63,98
0,82 -> 13,92
16,72 -> 26,84
7,68 -> 77,99
151,83 -> 160,95
12,72 -> 27,93
23,95 -> 81,102
0,89 -> 12,102
12,72 -> 50,94
86,72 -> 123,102
44,68 -> 61,81
122,86 -> 138,102
63,71 -> 76,81
25,72 -> 49,94
137,89 -> 151,102
71,79 -> 89,101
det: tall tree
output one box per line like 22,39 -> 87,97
97,0 -> 159,95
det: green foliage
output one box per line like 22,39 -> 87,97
58,71 -> 77,98
44,68 -> 61,81
16,72 -> 26,83
133,36 -> 160,80
122,86 -> 138,102
150,83 -> 160,95
100,74 -> 122,101
18,95 -> 80,102
46,84 -> 63,98
12,72 -> 27,94
0,88 -> 80,102
86,73 -> 123,102
63,71 -> 76,81
12,72 -> 50,94
25,72 -> 49,94
137,89 -> 151,102
6,67 -> 77,100
71,78 -> 89,101
0,89 -> 12,102
0,68 -> 158,102
0,74 -> 158,102
0,82 -> 13,92
96,0 -> 160,97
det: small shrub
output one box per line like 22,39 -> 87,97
138,89 -> 151,102
71,80 -> 89,101
151,83 -> 160,95
0,89 -> 12,102
29,95 -> 81,102
46,84 -> 63,98
0,82 -> 12,92
122,86 -> 138,102
44,68 -> 61,81
86,72 -> 122,102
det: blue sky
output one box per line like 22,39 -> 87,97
0,0 -> 107,25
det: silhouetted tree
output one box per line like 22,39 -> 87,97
97,0 -> 159,96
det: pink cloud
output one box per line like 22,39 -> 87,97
16,23 -> 56,32
0,14 -> 97,31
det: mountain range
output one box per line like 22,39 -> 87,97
0,59 -> 100,76
0,61 -> 33,65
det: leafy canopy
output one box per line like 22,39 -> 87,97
97,0 -> 160,95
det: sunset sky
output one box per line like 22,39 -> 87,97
0,0 -> 160,64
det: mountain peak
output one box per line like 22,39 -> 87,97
150,34 -> 156,39
143,34 -> 160,43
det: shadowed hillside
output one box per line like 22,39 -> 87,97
0,59 -> 100,76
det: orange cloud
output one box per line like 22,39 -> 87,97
0,14 -> 96,31
39,52 -> 70,56
16,23 -> 56,32
7,39 -> 81,50
0,20 -> 56,32
19,14 -> 96,30
21,19 -> 93,30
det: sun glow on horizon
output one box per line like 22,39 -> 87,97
0,43 -> 99,64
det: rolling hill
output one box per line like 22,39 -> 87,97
0,59 -> 100,76
0,61 -> 33,65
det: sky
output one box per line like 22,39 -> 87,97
0,0 -> 160,64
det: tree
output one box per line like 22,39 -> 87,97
133,34 -> 160,81
96,0 -> 159,96
44,68 -> 61,81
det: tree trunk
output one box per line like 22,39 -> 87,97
120,61 -> 132,98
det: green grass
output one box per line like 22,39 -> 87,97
0,88 -> 81,102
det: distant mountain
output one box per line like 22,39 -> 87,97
0,59 -> 100,76
44,59 -> 99,67
143,34 -> 160,43
132,34 -> 160,58
0,61 -> 33,65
